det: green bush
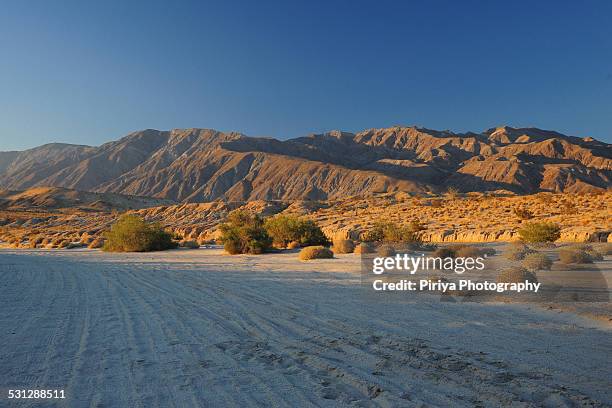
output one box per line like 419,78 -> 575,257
521,252 -> 552,271
264,215 -> 328,248
103,214 -> 177,252
299,246 -> 334,260
518,222 -> 561,243
363,221 -> 422,244
219,210 -> 272,255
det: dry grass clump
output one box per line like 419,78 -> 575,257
497,266 -> 538,284
521,252 -> 552,271
505,243 -> 535,261
377,245 -> 396,257
332,239 -> 355,254
354,242 -> 374,254
88,237 -> 105,249
559,247 -> 593,264
179,240 -> 199,249
593,243 -> 612,256
299,246 -> 334,260
433,247 -> 455,258
513,207 -> 534,220
453,245 -> 494,258
287,241 -> 301,249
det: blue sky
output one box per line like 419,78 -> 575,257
1,0 -> 611,150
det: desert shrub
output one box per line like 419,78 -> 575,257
518,222 -> 561,243
332,239 -> 355,254
586,250 -> 603,262
521,252 -> 552,271
219,210 -> 272,255
445,187 -> 460,200
354,242 -> 374,254
433,247 -> 456,258
513,207 -> 534,220
264,215 -> 328,247
88,237 -> 105,249
559,247 -> 593,264
287,241 -> 301,249
299,246 -> 334,260
593,243 -> 612,256
103,214 -> 177,252
363,221 -> 422,244
430,199 -> 443,208
179,240 -> 200,249
377,245 -> 396,257
505,243 -> 534,261
497,266 -> 538,284
453,245 -> 489,258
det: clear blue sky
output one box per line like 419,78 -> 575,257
1,0 -> 611,151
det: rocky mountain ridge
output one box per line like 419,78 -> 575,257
0,126 -> 610,201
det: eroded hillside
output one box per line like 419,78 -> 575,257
0,126 -> 609,201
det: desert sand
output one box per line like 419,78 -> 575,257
1,248 -> 610,407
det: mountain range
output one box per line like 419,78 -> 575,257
0,126 -> 610,202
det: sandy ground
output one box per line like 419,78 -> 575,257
0,248 -> 611,407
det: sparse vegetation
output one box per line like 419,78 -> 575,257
363,221 -> 422,244
518,222 -> 561,243
287,241 -> 301,250
299,246 -> 334,260
433,247 -> 455,258
102,214 -> 177,252
505,242 -> 535,261
513,207 -> 534,220
332,239 -> 355,254
377,245 -> 396,257
497,266 -> 538,284
264,215 -> 328,248
179,240 -> 199,249
521,252 -> 552,271
594,243 -> 612,256
354,242 -> 374,254
219,210 -> 272,255
453,245 -> 493,258
445,187 -> 460,200
559,247 -> 594,264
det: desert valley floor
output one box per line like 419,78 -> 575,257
0,248 -> 611,407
